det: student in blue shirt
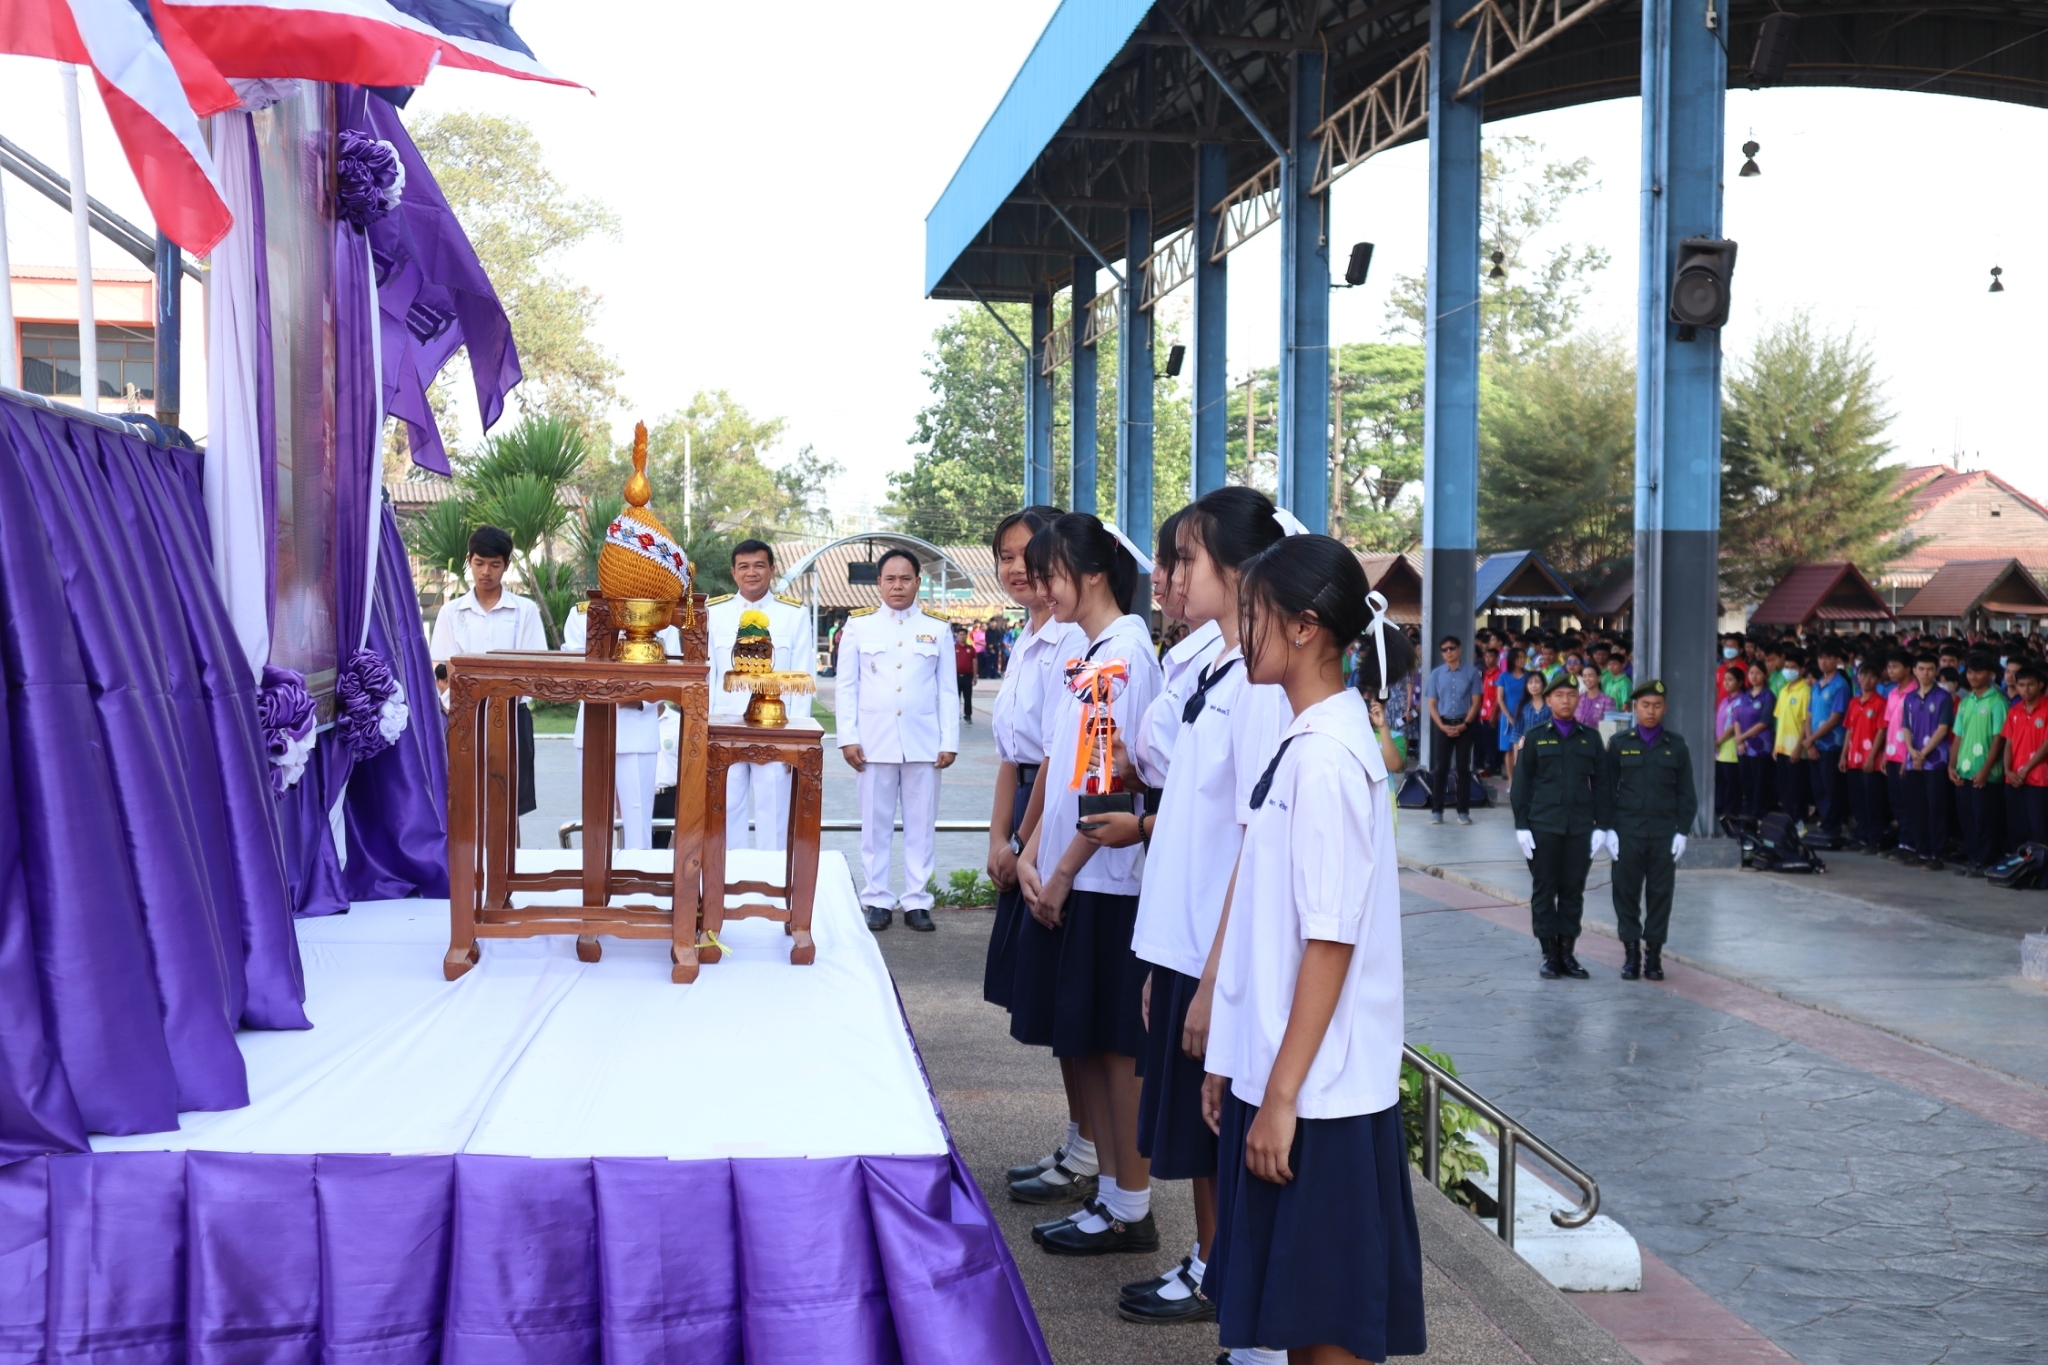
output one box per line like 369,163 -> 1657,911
1806,639 -> 1851,845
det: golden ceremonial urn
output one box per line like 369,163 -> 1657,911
723,609 -> 814,727
596,422 -> 691,664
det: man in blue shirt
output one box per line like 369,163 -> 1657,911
1423,634 -> 1486,824
1806,638 -> 1851,845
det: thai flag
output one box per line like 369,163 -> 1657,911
160,0 -> 579,89
0,1 -> 238,254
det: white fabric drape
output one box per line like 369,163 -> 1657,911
359,232 -> 383,650
203,112 -> 271,675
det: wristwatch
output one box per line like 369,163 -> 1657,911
1008,833 -> 1025,856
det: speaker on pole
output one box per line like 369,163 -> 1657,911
1670,238 -> 1738,340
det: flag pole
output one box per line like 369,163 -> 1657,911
62,65 -> 98,411
0,165 -> 15,390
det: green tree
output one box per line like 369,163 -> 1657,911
458,414 -> 589,645
1333,342 -> 1426,551
409,112 -> 623,438
1479,333 -> 1636,584
1720,315 -> 1903,604
591,390 -> 838,544
1388,135 -> 1610,360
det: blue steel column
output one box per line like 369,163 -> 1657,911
1028,290 -> 1054,506
1118,206 -> 1154,545
1277,52 -> 1330,530
1192,143 -> 1229,496
1421,0 -> 1483,748
1637,0 -> 1726,833
1072,258 -> 1099,513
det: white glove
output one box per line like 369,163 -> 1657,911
1671,833 -> 1688,860
1515,829 -> 1536,860
1592,830 -> 1611,859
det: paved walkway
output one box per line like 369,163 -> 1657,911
1400,805 -> 2048,1365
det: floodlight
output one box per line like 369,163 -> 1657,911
1990,266 -> 2006,294
1739,140 -> 1761,177
1489,250 -> 1506,280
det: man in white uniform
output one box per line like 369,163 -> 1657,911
706,540 -> 814,850
431,526 -> 546,820
838,548 -> 958,932
561,604 -> 679,850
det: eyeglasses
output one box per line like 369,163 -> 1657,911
1440,645 -> 1457,653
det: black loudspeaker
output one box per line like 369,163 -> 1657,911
1670,238 -> 1738,332
1748,12 -> 1798,89
1164,343 -> 1186,377
1345,241 -> 1374,287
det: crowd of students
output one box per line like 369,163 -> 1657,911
980,494 -> 1423,1365
1711,631 -> 2048,877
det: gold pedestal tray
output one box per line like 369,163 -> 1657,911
723,670 -> 815,728
615,597 -> 679,664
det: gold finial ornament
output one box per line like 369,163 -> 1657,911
597,420 -> 692,662
624,420 -> 653,508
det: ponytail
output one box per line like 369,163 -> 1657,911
1240,534 -> 1416,695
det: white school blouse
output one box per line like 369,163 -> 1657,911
1133,645 -> 1256,980
991,617 -> 1083,766
1033,613 -> 1164,898
1131,618 -> 1225,789
1207,688 -> 1405,1119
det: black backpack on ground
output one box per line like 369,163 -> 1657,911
1745,811 -> 1827,874
1986,841 -> 2048,890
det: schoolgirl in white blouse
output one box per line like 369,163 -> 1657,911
1201,534 -> 1427,1365
1011,513 -> 1165,1256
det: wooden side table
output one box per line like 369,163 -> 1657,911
699,720 -> 826,966
444,641 -> 710,983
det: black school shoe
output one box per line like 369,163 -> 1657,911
1008,1148 -> 1062,1183
1118,1263 -> 1215,1324
1009,1160 -> 1098,1204
1031,1198 -> 1099,1244
1041,1209 -> 1159,1256
1121,1257 -> 1191,1300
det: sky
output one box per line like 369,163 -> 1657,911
3,2 -> 2046,512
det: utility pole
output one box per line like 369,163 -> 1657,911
683,429 -> 694,540
1243,374 -> 1257,486
1331,368 -> 1344,520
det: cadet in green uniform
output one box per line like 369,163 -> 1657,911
1510,674 -> 1607,980
1597,680 -> 1697,982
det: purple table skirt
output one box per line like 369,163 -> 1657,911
0,1148 -> 1050,1364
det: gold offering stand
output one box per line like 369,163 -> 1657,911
444,592 -> 710,983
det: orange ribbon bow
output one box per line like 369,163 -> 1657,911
1066,658 -> 1130,791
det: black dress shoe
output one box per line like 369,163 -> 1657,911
1122,1256 -> 1191,1300
864,905 -> 891,931
1031,1198 -> 1099,1244
1041,1209 -> 1159,1256
1643,945 -> 1665,981
1560,937 -> 1591,979
1008,1149 -> 1060,1183
1620,944 -> 1641,981
1118,1267 -> 1215,1324
1009,1163 -> 1097,1205
903,906 -> 937,931
1923,857 -> 1946,872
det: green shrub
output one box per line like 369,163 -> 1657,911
927,869 -> 1000,908
1399,1044 -> 1493,1208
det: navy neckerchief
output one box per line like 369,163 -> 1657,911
1183,656 -> 1240,725
1248,734 -> 1300,811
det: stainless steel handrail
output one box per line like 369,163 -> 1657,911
1405,1044 -> 1599,1248
557,817 -> 994,848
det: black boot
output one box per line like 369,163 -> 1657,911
1560,937 -> 1591,979
1620,943 -> 1641,981
1538,937 -> 1563,980
1643,944 -> 1665,981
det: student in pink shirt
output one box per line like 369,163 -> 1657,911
1879,649 -> 1913,858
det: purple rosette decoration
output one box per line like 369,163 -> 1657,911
336,129 -> 404,229
259,665 -> 318,794
337,647 -> 411,761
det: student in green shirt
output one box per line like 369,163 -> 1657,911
1601,655 -> 1633,710
1949,650 -> 2009,876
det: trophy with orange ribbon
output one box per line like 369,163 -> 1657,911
1067,656 -> 1136,817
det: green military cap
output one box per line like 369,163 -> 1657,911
1630,678 -> 1667,702
1544,674 -> 1579,697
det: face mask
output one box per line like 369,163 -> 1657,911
1783,668 -> 1799,680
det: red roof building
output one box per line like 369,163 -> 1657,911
1896,559 -> 2048,631
1882,464 -> 2048,603
1749,563 -> 1894,629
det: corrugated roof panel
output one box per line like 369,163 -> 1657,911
923,0 -> 1156,297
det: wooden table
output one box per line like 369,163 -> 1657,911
444,648 -> 711,983
699,719 -> 826,966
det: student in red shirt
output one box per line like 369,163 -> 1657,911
2000,663 -> 2048,848
953,627 -> 979,724
1840,659 -> 1891,852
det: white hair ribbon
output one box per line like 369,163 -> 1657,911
1101,519 -> 1156,575
1364,590 -> 1393,700
1272,507 -> 1312,537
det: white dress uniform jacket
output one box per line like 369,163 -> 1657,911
837,603 -> 960,910
560,605 -> 679,850
707,590 -> 814,850
430,588 -> 545,661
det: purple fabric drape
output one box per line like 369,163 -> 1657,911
344,503 -> 450,901
0,393 -> 307,1155
0,1151 -> 1050,1364
363,92 -> 521,476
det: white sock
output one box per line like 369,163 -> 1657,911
1063,1120 -> 1082,1154
1156,1245 -> 1205,1301
1101,1179 -> 1150,1224
1064,1136 -> 1099,1175
1232,1351 -> 1288,1365
1073,1182 -> 1113,1234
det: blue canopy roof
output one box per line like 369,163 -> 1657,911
1474,551 -> 1584,613
924,0 -> 1155,298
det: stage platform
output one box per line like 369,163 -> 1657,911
3,852 -> 1049,1364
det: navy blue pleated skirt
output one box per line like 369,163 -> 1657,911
982,775 -> 1035,1009
1208,1092 -> 1426,1361
1008,888 -> 1147,1059
1136,966 -> 1218,1181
